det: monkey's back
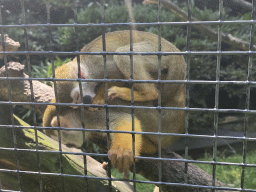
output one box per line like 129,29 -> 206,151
80,30 -> 181,53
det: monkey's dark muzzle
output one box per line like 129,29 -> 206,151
83,95 -> 93,104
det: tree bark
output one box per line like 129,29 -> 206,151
136,151 -> 230,192
0,62 -> 54,114
0,34 -> 20,59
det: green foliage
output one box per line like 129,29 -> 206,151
13,114 -> 30,127
111,168 -> 156,192
31,61 -> 49,79
196,151 -> 256,190
13,105 -> 42,126
47,57 -> 72,78
37,0 -> 94,8
3,3 -> 256,190
40,0 -> 73,7
4,1 -> 256,133
31,56 -> 71,85
55,4 -> 185,51
81,140 -> 108,163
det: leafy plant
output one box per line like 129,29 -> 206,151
196,151 -> 256,190
47,56 -> 72,78
4,1 -> 256,133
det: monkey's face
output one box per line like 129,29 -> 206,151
55,78 -> 97,107
52,61 -> 78,105
54,81 -> 76,104
70,82 -> 97,107
49,109 -> 88,147
54,61 -> 97,107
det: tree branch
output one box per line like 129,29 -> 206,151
136,150 -> 233,192
0,118 -> 134,191
0,62 -> 54,114
143,0 -> 255,51
229,0 -> 253,12
0,34 -> 20,58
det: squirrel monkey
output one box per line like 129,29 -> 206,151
43,103 -> 143,179
53,30 -> 186,108
43,30 -> 186,179
43,92 -> 185,179
43,100 -> 142,179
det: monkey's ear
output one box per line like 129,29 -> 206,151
80,65 -> 87,79
71,64 -> 88,79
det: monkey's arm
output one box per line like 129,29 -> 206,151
90,82 -> 127,111
109,116 -> 142,179
108,86 -> 158,102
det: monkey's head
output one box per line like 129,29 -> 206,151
43,104 -> 86,147
54,61 -> 96,107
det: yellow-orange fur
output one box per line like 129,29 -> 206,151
43,30 -> 186,178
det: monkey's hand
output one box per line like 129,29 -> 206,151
108,118 -> 142,179
108,146 -> 133,179
108,86 -> 131,101
108,86 -> 156,102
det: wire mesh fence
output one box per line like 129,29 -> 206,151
0,0 -> 256,191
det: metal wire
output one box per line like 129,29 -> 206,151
1,50 -> 256,56
0,0 -> 255,191
1,20 -> 256,28
211,1 -> 223,190
99,1 -> 112,191
126,2 -> 137,189
2,165 -> 255,192
184,0 -> 192,188
20,0 -> 43,191
0,1 -> 22,191
45,0 -> 65,191
72,1 -> 89,191
241,0 -> 256,190
157,1 -> 162,192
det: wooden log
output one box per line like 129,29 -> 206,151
0,62 -> 54,114
136,151 -> 229,192
0,34 -> 20,58
0,105 -> 135,192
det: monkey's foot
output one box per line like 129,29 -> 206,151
108,147 -> 133,179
